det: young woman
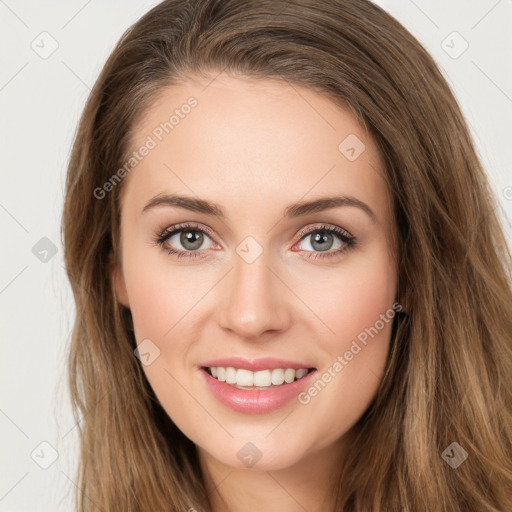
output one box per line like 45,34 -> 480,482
61,0 -> 512,510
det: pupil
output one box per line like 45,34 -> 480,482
180,230 -> 203,250
311,231 -> 333,252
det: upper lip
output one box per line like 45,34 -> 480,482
200,357 -> 316,372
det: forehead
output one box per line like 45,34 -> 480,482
121,73 -> 390,226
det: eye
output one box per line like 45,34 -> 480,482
293,224 -> 356,261
153,222 -> 216,260
153,222 -> 356,261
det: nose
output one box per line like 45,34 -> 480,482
216,250 -> 292,340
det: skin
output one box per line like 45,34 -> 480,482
112,72 -> 399,511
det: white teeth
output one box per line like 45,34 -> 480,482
284,368 -> 296,383
271,368 -> 285,385
237,369 -> 253,386
225,367 -> 237,384
253,370 -> 271,387
207,366 -> 311,387
296,368 -> 308,379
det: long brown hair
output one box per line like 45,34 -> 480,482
61,0 -> 512,510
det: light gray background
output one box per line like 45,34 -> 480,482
1,1 -> 511,510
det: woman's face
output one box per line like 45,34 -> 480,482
113,73 -> 398,472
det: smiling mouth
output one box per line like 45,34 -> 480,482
202,366 -> 316,390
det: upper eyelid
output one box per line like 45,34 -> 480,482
295,223 -> 353,240
161,222 -> 215,238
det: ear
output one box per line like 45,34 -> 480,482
110,252 -> 130,308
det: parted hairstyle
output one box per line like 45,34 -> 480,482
61,0 -> 512,510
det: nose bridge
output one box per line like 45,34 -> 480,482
217,244 -> 290,338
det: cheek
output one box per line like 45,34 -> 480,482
296,250 -> 397,426
122,245 -> 204,341
301,244 -> 397,347
122,247 -> 211,403
335,259 -> 397,340
122,252 -> 203,420
126,271 -> 173,341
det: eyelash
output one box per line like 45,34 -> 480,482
153,222 -> 357,261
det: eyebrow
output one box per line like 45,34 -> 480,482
141,193 -> 376,222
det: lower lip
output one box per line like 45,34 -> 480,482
200,367 -> 317,414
